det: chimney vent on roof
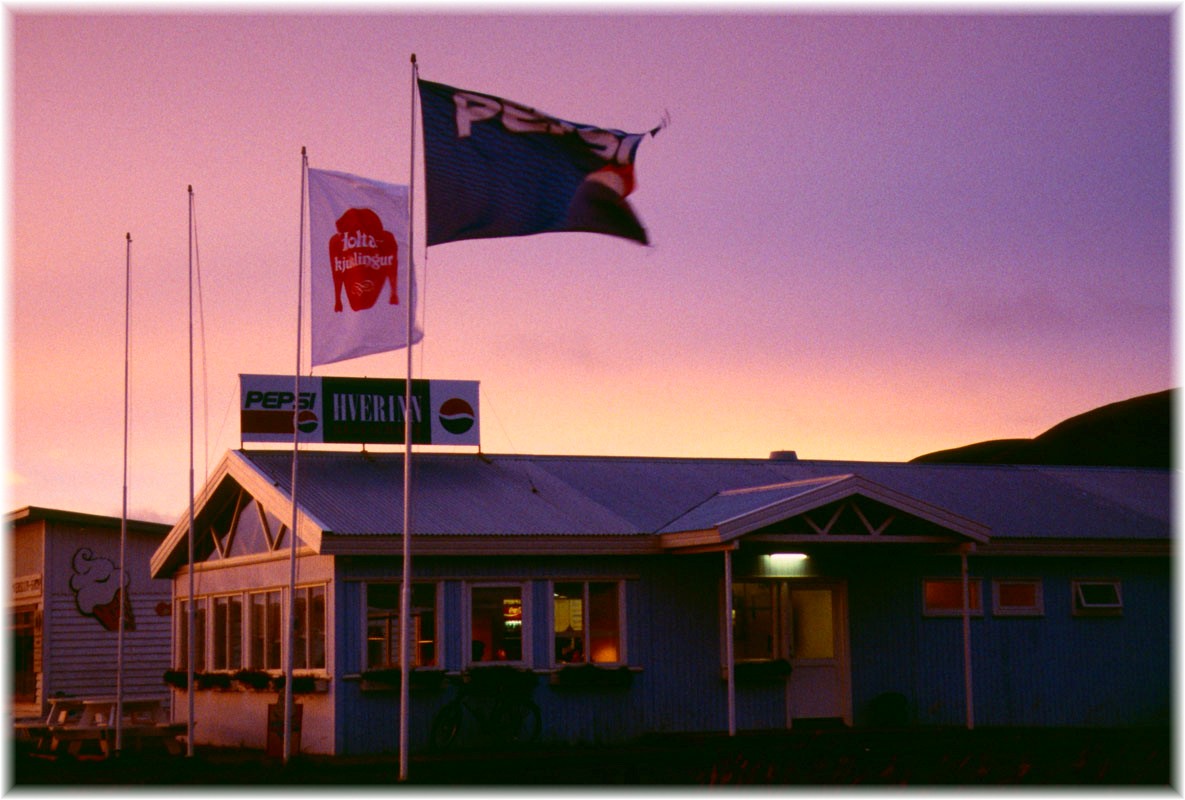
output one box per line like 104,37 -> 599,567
770,450 -> 798,461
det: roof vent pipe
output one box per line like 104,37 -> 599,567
769,450 -> 798,461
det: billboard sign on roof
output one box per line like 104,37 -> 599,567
239,374 -> 479,446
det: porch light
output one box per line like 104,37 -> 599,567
770,553 -> 808,562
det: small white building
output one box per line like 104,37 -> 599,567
8,506 -> 173,720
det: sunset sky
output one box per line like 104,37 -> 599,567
7,9 -> 1175,523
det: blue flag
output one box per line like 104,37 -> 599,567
418,79 -> 660,246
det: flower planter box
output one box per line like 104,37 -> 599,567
360,669 -> 447,692
729,659 -> 794,684
462,666 -> 538,695
551,664 -> 636,690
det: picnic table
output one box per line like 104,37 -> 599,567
14,697 -> 186,758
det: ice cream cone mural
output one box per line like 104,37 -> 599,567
70,548 -> 135,631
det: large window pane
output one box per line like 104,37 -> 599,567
588,582 -> 621,664
250,590 -> 281,670
553,582 -> 584,663
790,589 -> 833,659
213,596 -> 243,671
367,583 -> 436,669
732,581 -> 775,661
471,586 -> 522,663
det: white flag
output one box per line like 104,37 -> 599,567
309,168 -> 421,366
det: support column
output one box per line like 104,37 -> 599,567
960,545 -> 975,730
724,549 -> 736,737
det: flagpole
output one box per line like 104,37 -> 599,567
398,52 -> 418,785
116,232 -> 131,756
284,147 -> 309,764
186,186 -> 196,758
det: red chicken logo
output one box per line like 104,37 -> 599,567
329,207 -> 400,312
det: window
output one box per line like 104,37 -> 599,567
178,598 -> 208,670
250,590 -> 282,669
11,605 -> 37,703
992,579 -> 1043,617
469,585 -> 524,664
732,581 -> 782,661
731,582 -> 834,661
294,585 -> 326,670
1073,580 -> 1123,617
553,581 -> 624,665
367,582 -> 437,669
212,595 -> 243,670
923,578 -> 983,617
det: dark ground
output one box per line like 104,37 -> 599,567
8,726 -> 1173,787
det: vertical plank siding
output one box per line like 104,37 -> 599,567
327,546 -> 1171,754
846,554 -> 1171,729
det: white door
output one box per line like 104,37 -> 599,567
785,583 -> 850,725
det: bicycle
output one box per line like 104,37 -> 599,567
429,671 -> 542,749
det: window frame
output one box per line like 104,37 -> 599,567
465,582 -> 530,669
730,579 -> 790,663
294,584 -> 327,671
248,589 -> 283,670
550,579 -> 626,667
922,577 -> 984,618
365,580 -> 440,670
1072,579 -> 1123,617
211,593 -> 244,671
177,597 -> 209,671
991,578 -> 1044,617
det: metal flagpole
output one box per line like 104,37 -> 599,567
398,52 -> 419,784
186,187 -> 196,757
116,232 -> 131,756
284,148 -> 309,764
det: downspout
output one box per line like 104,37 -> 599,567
724,548 -> 736,737
960,544 -> 975,730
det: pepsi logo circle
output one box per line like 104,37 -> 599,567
438,398 -> 475,435
297,410 -> 319,434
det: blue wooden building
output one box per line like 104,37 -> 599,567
149,449 -> 1170,755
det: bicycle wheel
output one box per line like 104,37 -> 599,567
429,701 -> 463,750
493,698 -> 542,744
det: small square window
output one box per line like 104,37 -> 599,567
1072,580 -> 1123,617
923,578 -> 983,617
992,579 -> 1043,617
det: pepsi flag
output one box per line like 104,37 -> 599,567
308,168 -> 422,367
418,79 -> 660,246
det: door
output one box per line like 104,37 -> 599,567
786,583 -> 849,725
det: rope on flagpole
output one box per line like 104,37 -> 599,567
398,51 -> 418,785
186,186 -> 196,758
116,232 -> 131,756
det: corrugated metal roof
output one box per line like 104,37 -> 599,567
238,450 -> 1170,541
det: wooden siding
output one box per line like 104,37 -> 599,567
332,553 -> 742,752
37,520 -> 172,709
845,553 -> 1171,728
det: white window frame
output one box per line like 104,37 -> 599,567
729,579 -> 791,662
177,597 -> 208,671
550,579 -> 627,667
922,577 -> 984,618
364,580 -> 441,670
464,582 -> 530,669
1072,579 -> 1123,617
991,579 -> 1044,617
248,589 -> 283,670
211,593 -> 244,671
293,583 -> 327,671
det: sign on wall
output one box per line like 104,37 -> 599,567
239,374 -> 479,446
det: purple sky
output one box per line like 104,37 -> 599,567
8,10 -> 1174,522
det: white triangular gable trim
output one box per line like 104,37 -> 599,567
149,450 -> 329,579
660,474 -> 989,551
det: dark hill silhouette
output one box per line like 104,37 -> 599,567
911,389 -> 1174,468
